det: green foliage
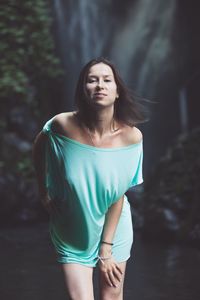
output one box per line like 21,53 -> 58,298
16,155 -> 35,179
0,0 -> 63,100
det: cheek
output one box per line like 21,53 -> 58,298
85,84 -> 92,95
85,84 -> 95,93
111,84 -> 118,95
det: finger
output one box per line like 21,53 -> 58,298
104,272 -> 114,287
112,267 -> 123,282
115,264 -> 123,275
41,196 -> 51,209
108,271 -> 118,287
45,196 -> 61,213
42,200 -> 51,213
43,200 -> 59,215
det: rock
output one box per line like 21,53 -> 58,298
3,132 -> 32,153
126,186 -> 144,230
141,127 -> 200,245
0,170 -> 46,225
0,173 -> 19,216
7,105 -> 38,141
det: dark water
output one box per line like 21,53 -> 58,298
0,223 -> 200,300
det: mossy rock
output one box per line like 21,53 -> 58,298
142,127 -> 200,245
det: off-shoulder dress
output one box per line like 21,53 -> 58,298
42,117 -> 143,267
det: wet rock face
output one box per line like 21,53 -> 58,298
0,103 -> 47,226
141,127 -> 200,245
0,170 -> 47,225
0,173 -> 19,216
8,105 -> 38,141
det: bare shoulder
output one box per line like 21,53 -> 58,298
51,111 -> 77,135
122,125 -> 143,145
132,126 -> 143,143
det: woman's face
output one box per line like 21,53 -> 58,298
85,63 -> 119,107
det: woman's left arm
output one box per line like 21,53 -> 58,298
98,195 -> 124,287
100,195 -> 124,249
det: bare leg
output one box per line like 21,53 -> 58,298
99,261 -> 127,300
61,263 -> 94,300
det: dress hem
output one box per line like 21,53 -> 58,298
56,255 -> 131,267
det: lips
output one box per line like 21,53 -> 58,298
94,93 -> 107,96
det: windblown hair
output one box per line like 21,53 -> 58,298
74,57 -> 149,129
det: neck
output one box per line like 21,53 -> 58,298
88,107 -> 116,137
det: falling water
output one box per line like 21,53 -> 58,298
53,0 -> 113,64
110,0 -> 176,95
53,0 -> 114,106
54,0 -> 176,101
179,87 -> 189,133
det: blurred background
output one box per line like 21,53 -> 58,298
0,0 -> 200,299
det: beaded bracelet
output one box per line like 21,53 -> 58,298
98,255 -> 112,263
101,240 -> 114,246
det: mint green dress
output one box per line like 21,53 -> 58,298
42,117 -> 143,267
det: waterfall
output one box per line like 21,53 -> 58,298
110,0 -> 176,96
54,0 -> 112,65
179,88 -> 188,133
53,0 -> 113,106
53,0 -> 176,101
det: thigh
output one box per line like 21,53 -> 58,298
99,261 -> 127,300
61,263 -> 94,300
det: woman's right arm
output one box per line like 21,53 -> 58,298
32,131 -> 47,198
33,131 -> 54,213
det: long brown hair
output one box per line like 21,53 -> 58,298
74,57 -> 149,129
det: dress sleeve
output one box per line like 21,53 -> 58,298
129,145 -> 143,188
42,118 -> 53,135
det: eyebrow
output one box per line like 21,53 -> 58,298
87,74 -> 113,78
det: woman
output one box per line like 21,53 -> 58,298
33,57 -> 146,300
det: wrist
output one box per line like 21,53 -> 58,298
101,240 -> 113,246
99,244 -> 112,257
98,254 -> 112,264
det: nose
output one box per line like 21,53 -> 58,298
96,79 -> 105,90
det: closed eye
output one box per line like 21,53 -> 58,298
87,79 -> 112,83
87,79 -> 97,83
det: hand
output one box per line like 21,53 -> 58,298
40,192 -> 60,215
98,255 -> 123,288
